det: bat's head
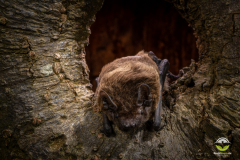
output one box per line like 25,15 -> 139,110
100,84 -> 154,131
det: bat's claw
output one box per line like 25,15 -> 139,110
179,69 -> 184,77
153,122 -> 161,131
100,126 -> 113,137
153,123 -> 165,131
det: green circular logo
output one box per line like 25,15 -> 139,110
216,145 -> 230,152
215,137 -> 231,152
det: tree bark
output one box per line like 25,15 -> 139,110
0,0 -> 239,160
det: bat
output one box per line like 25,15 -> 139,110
94,50 -> 183,136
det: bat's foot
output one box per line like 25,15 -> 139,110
146,120 -> 165,131
153,123 -> 165,131
153,122 -> 161,131
100,126 -> 113,137
101,113 -> 115,137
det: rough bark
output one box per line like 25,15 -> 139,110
0,0 -> 239,160
0,0 -> 102,159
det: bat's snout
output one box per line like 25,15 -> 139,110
118,118 -> 142,131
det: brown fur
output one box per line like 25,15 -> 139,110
95,51 -> 160,127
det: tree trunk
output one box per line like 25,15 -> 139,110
0,0 -> 239,160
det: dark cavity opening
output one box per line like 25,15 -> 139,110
187,78 -> 195,88
86,0 -> 198,91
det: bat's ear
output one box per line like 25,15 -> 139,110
136,84 -> 153,107
100,90 -> 117,110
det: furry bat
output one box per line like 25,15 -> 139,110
95,50 -> 183,136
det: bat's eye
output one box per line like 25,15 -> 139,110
102,101 -> 108,110
103,100 -> 107,104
